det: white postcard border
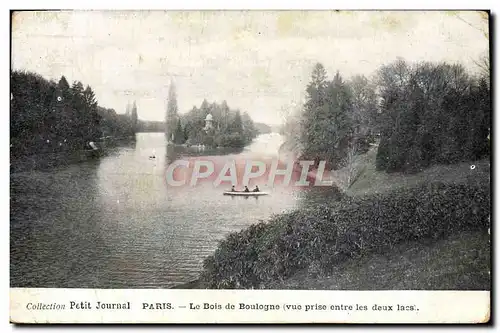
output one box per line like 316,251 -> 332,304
9,288 -> 490,324
4,1 -> 498,330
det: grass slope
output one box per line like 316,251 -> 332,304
269,231 -> 490,290
346,147 -> 490,197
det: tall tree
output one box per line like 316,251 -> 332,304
349,74 -> 378,141
220,100 -> 230,131
231,110 -> 243,134
165,81 -> 179,141
299,64 -> 355,169
70,81 -> 86,141
241,112 -> 257,142
125,102 -> 131,117
323,71 -> 354,168
174,119 -> 185,144
309,63 -> 328,93
83,85 -> 97,109
300,63 -> 329,162
58,76 -> 70,93
52,76 -> 71,139
131,101 -> 138,133
83,85 -> 101,140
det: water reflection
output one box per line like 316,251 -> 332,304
11,132 -> 332,288
10,161 -> 104,287
164,144 -> 245,167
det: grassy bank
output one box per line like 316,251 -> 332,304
194,157 -> 490,290
269,230 -> 490,290
346,149 -> 491,197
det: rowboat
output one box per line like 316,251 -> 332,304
223,191 -> 269,196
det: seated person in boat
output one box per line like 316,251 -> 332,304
244,186 -> 250,192
253,185 -> 260,192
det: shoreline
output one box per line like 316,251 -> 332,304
190,155 -> 490,290
10,137 -> 136,173
171,227 -> 490,291
174,231 -> 490,291
170,279 -> 202,289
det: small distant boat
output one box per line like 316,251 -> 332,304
149,149 -> 156,159
223,191 -> 269,196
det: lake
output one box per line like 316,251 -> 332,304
11,132 -> 329,288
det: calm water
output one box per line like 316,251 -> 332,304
11,133 -> 321,288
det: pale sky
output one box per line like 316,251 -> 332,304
12,11 -> 489,124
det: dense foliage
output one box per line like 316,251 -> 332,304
137,120 -> 167,132
290,59 -> 490,174
125,101 -> 138,133
164,82 -> 258,148
165,82 -> 179,141
297,64 -> 378,170
10,70 -> 136,158
375,60 -> 490,173
180,99 -> 258,148
253,122 -> 272,134
200,181 -> 490,289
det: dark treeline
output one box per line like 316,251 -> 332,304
139,120 -> 267,135
290,58 -> 490,173
376,60 -> 490,172
253,122 -> 272,134
10,70 -> 137,158
137,120 -> 165,132
98,106 -> 136,139
165,81 -> 258,148
181,99 -> 258,148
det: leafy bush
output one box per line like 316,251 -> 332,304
200,181 -> 490,289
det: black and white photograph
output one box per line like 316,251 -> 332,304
9,9 -> 491,324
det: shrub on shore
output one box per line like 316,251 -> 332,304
199,181 -> 490,289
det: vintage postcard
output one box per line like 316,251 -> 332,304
9,10 -> 491,324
